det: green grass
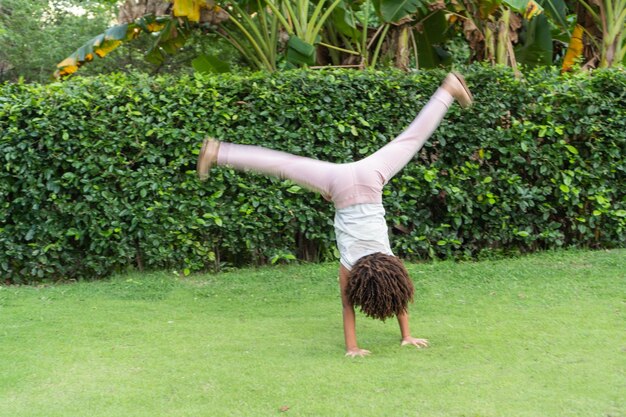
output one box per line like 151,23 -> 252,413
1,249 -> 625,417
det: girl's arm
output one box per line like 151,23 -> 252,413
397,311 -> 429,348
339,265 -> 371,357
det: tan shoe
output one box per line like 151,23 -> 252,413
442,72 -> 473,108
197,138 -> 221,181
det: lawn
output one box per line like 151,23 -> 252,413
1,249 -> 624,417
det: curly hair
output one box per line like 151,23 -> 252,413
346,252 -> 415,321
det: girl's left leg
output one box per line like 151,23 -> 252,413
215,141 -> 341,199
198,139 -> 358,207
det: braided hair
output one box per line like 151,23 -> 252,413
346,252 -> 415,321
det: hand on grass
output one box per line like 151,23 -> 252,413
401,337 -> 429,349
345,348 -> 371,358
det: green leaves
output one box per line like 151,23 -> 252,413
514,14 -> 553,67
192,54 -> 231,74
373,0 -> 428,22
287,36 -> 317,66
1,67 -> 625,283
414,10 -> 453,68
540,0 -> 569,35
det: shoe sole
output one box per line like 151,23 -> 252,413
197,139 -> 219,181
452,71 -> 473,108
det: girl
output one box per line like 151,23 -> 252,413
197,72 -> 473,357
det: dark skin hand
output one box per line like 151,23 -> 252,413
339,265 -> 429,357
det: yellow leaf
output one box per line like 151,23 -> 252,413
524,0 -> 542,19
173,0 -> 202,22
56,65 -> 79,77
562,24 -> 584,72
94,40 -> 122,58
57,56 -> 77,68
55,52 -> 80,78
146,22 -> 166,32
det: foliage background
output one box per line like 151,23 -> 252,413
1,65 -> 625,282
0,0 -> 242,83
0,0 -> 116,83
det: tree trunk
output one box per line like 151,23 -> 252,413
394,24 -> 411,71
118,0 -> 172,24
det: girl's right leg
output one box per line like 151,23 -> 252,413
215,142 -> 340,199
354,72 -> 472,186
357,87 -> 453,184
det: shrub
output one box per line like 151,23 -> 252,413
1,66 -> 624,282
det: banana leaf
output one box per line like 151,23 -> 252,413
286,35 -> 317,66
514,13 -> 553,67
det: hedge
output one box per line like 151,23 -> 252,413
1,66 -> 625,283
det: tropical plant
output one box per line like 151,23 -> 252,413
578,0 -> 626,67
558,0 -> 626,71
55,14 -> 187,77
307,0 -> 462,70
56,0 -> 347,74
214,0 -> 347,70
269,0 -> 347,65
52,0 -> 625,78
447,0 -> 554,72
214,0 -> 281,71
0,0 -> 117,82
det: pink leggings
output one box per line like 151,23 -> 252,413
217,88 -> 454,209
